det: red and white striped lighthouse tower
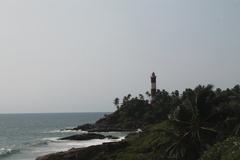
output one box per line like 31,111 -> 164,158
151,72 -> 157,103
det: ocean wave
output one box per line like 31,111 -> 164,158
27,136 -> 126,155
44,129 -> 87,134
29,141 -> 49,147
0,148 -> 20,157
41,137 -> 61,142
22,137 -> 61,149
62,136 -> 126,148
116,136 -> 125,141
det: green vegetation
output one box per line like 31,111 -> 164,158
96,89 -> 178,129
200,137 -> 240,160
38,84 -> 240,160
98,84 -> 240,160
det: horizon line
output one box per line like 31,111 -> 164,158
0,111 -> 112,115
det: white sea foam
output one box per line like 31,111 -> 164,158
30,141 -> 49,147
41,137 -> 61,142
44,129 -> 87,134
63,136 -> 125,148
0,148 -> 19,157
30,136 -> 125,156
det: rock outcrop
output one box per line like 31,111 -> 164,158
59,133 -> 118,141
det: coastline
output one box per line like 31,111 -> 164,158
0,113 -> 110,160
36,140 -> 128,160
34,116 -> 138,160
35,131 -> 130,160
34,98 -> 146,159
36,85 -> 240,160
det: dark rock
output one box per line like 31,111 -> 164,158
105,135 -> 118,139
36,141 -> 128,160
59,133 -> 106,141
71,123 -> 136,132
72,124 -> 94,131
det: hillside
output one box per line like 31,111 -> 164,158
38,84 -> 240,160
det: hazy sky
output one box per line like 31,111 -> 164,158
0,0 -> 239,113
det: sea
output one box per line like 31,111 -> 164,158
0,113 -> 126,160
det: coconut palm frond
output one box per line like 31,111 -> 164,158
233,123 -> 240,135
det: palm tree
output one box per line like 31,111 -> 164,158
139,94 -> 144,100
145,91 -> 151,98
114,98 -> 120,110
127,94 -> 132,100
165,85 -> 218,160
219,85 -> 240,136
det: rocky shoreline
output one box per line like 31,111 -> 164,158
59,133 -> 118,141
71,123 -> 136,132
36,106 -> 143,160
36,141 -> 128,160
36,85 -> 240,160
36,124 -> 134,160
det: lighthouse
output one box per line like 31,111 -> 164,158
151,72 -> 157,103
